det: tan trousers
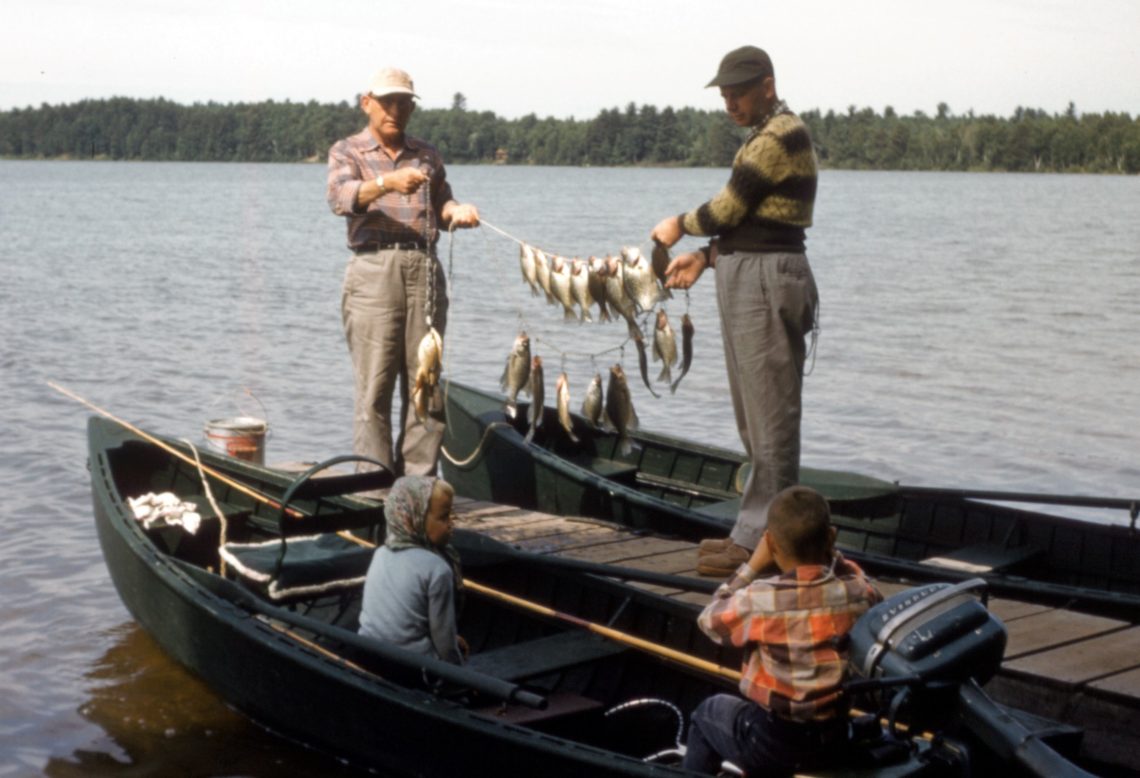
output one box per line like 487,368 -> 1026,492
341,248 -> 448,476
715,251 -> 818,550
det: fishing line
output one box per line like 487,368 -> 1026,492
532,334 -> 631,364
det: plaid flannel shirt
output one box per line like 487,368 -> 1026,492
697,553 -> 882,722
326,129 -> 455,251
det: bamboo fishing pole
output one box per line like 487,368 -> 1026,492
47,381 -> 304,518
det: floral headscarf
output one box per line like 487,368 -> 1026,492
383,475 -> 462,581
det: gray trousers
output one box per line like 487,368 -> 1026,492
341,248 -> 448,476
716,251 -> 818,550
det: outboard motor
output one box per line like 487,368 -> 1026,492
848,578 -> 1005,731
847,579 -> 1096,778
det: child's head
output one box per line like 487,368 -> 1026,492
765,485 -> 834,568
424,479 -> 455,548
385,476 -> 455,550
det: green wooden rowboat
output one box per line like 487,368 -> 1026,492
88,415 -> 1093,777
439,380 -> 1140,620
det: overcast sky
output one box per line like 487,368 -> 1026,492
3,0 -> 1138,120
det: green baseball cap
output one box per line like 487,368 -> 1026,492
706,46 -> 774,88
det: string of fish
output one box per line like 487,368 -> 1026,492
480,218 -> 695,399
480,219 -> 696,453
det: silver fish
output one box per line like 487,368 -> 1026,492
549,256 -> 577,321
411,327 -> 443,426
670,313 -> 695,394
603,255 -> 638,333
519,243 -> 540,297
587,256 -> 611,323
604,363 -> 638,457
581,371 -> 604,427
555,371 -> 579,443
653,308 -> 678,384
524,355 -> 544,443
620,246 -> 663,313
533,248 -> 555,304
569,258 -> 594,323
500,331 -> 531,419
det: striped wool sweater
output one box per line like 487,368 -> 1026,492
681,112 -> 817,240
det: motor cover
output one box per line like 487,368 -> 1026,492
848,579 -> 1007,686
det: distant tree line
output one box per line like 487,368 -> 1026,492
1,94 -> 1137,173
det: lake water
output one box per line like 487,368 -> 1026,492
1,160 -> 1138,775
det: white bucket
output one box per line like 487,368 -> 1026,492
204,415 -> 268,464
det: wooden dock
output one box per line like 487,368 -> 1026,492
451,496 -> 1140,772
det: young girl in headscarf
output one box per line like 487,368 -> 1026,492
358,475 -> 464,664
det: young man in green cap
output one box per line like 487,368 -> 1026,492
651,46 -> 819,577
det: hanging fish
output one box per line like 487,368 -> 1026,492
581,372 -> 604,427
519,243 -> 540,297
620,246 -> 664,313
555,372 -> 579,443
671,313 -> 695,394
587,256 -> 612,323
533,248 -> 555,304
411,327 -> 443,426
632,330 -> 661,399
500,332 -> 531,419
652,309 -> 678,384
603,255 -> 639,335
524,356 -> 545,444
604,363 -> 639,457
650,242 -> 672,292
549,256 -> 577,321
569,258 -> 594,323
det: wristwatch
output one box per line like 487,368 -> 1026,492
375,174 -> 385,191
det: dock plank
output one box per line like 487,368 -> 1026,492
1089,665 -> 1140,700
1002,609 -> 1129,659
560,537 -> 695,564
1005,626 -> 1140,684
511,527 -> 628,554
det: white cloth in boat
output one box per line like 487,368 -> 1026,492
127,492 -> 201,534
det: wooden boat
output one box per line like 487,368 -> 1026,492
87,415 -> 1092,777
440,380 -> 1140,620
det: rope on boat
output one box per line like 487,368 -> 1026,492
181,437 -> 231,576
439,420 -> 514,468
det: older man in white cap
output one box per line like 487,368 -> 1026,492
651,46 -> 819,577
327,67 -> 479,477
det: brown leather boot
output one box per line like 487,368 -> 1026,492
696,543 -> 751,577
698,536 -> 733,556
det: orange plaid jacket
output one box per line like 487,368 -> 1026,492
697,553 -> 882,722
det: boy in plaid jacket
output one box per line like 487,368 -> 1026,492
684,486 -> 882,776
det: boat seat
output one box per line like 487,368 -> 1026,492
567,454 -> 639,484
220,532 -> 373,601
921,542 -> 1043,574
465,630 -> 627,682
693,497 -> 741,521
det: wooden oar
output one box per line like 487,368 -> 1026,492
48,381 -> 304,519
